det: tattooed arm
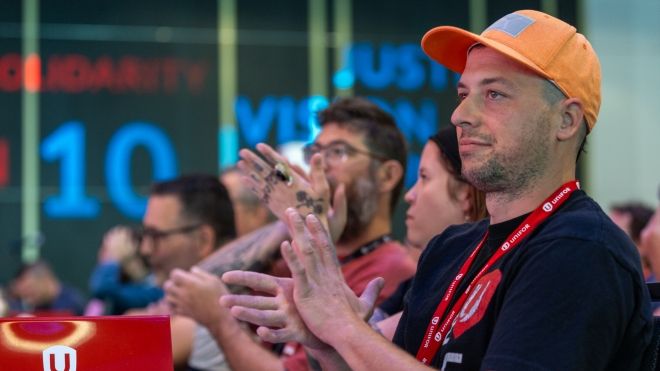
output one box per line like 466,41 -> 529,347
164,221 -> 291,371
196,220 -> 289,277
162,143 -> 344,370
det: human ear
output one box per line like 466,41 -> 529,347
557,98 -> 584,141
453,181 -> 472,220
377,160 -> 404,193
196,224 -> 216,258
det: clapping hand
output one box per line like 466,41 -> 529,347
221,270 -> 328,350
222,209 -> 384,349
279,208 -> 384,345
238,143 -> 346,242
164,267 -> 229,328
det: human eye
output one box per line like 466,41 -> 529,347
487,90 -> 505,100
304,144 -> 318,159
328,144 -> 347,158
144,227 -> 166,239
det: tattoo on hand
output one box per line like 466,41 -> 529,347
296,191 -> 324,215
260,170 -> 282,206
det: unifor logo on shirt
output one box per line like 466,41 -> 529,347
451,269 -> 502,339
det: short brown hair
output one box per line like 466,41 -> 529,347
151,174 -> 236,247
317,97 -> 407,214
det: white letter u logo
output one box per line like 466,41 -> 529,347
42,345 -> 77,371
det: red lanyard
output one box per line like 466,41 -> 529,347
415,180 -> 580,365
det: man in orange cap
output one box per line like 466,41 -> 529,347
220,9 -> 653,370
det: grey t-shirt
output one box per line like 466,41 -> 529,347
188,324 -> 231,371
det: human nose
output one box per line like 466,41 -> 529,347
451,94 -> 480,130
321,148 -> 345,170
317,148 -> 331,166
322,147 -> 346,167
139,237 -> 154,256
317,152 -> 329,172
404,182 -> 418,204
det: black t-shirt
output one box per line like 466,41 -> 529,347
379,215 -> 527,317
393,190 -> 653,370
380,278 -> 412,316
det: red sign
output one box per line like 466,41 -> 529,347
0,316 -> 173,371
0,53 -> 209,95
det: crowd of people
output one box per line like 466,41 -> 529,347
3,8 -> 660,371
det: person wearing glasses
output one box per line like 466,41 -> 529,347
219,10 -> 652,370
131,174 -> 236,370
139,175 -> 236,286
164,97 -> 418,371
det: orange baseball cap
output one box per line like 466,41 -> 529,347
422,9 -> 601,132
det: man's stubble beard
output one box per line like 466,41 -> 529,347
461,113 -> 553,199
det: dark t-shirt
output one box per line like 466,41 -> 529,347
380,278 -> 413,316
10,284 -> 86,316
380,215 -> 529,317
393,190 -> 653,370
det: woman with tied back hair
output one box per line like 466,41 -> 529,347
405,125 -> 487,257
372,125 -> 487,339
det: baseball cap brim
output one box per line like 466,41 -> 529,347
421,26 -> 552,81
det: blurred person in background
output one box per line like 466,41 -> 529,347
134,174 -> 236,370
404,125 -> 487,258
165,96 -> 417,371
220,167 -> 276,237
88,225 -> 163,315
9,260 -> 85,316
0,287 -> 9,317
139,174 -> 236,287
610,202 -> 654,281
641,187 -> 660,298
161,145 -> 343,371
371,125 -> 487,338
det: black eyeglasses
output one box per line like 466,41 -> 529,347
302,140 -> 388,165
135,224 -> 202,246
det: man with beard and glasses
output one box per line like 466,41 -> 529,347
218,9 -> 653,371
164,96 -> 417,371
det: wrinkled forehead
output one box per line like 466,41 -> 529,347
464,46 -> 541,79
143,194 -> 184,226
463,45 -> 558,94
